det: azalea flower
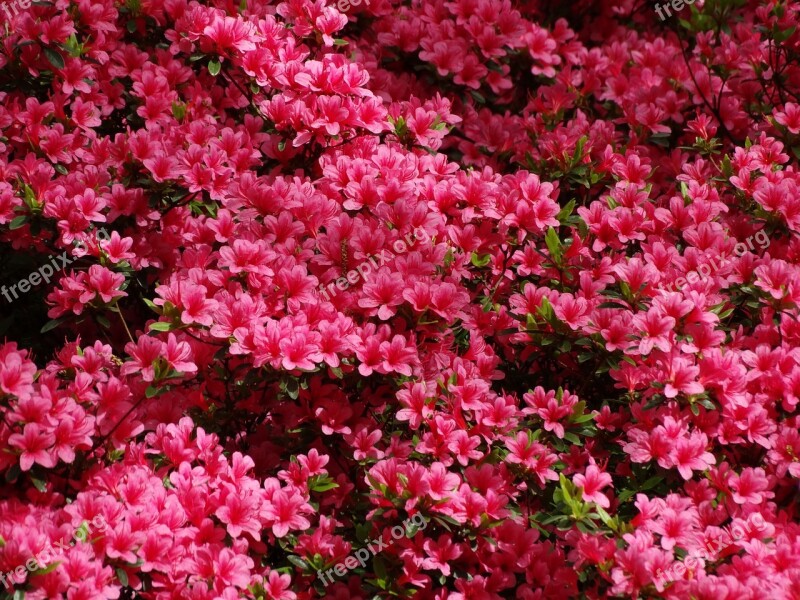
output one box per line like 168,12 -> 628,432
573,465 -> 613,508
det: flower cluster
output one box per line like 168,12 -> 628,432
1,0 -> 800,598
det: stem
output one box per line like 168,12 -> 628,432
92,391 -> 149,455
113,305 -> 136,345
672,23 -> 738,145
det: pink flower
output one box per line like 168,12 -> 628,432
504,432 -> 559,485
729,468 -> 773,505
632,309 -> 675,355
573,465 -> 613,508
671,433 -> 716,480
121,335 -> 163,382
8,423 -> 56,471
379,335 -> 418,376
775,102 -> 800,133
422,535 -> 462,576
203,14 -> 257,55
662,357 -> 704,399
263,570 -> 296,600
0,345 -> 37,399
263,489 -> 312,538
349,428 -> 384,461
212,547 -> 254,589
163,333 -> 197,375
358,271 -> 405,320
84,265 -> 126,305
105,523 -> 140,564
279,329 -> 322,371
216,485 -> 264,540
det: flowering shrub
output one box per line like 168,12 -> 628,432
1,0 -> 800,598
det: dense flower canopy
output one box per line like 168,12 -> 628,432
1,0 -> 800,597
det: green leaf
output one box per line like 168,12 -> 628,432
404,520 -> 425,537
540,513 -> 565,525
148,321 -> 172,332
116,568 -> 129,587
62,33 -> 81,57
333,38 -> 349,46
545,227 -> 562,264
680,181 -> 690,202
572,136 -> 587,163
208,60 -> 221,76
142,298 -> 161,313
572,413 -> 595,424
470,251 -> 491,268
373,555 -> 388,582
597,300 -> 627,309
286,555 -> 309,570
536,296 -> 554,322
642,397 -> 663,412
9,215 -> 27,230
559,473 -> 573,504
310,475 -> 340,493
43,46 -> 65,70
311,480 -> 339,492
642,475 -> 663,490
594,505 -> 615,529
556,199 -> 576,224
442,248 -> 455,269
21,183 -> 38,209
717,307 -> 735,319
469,90 -> 485,104
5,463 -> 20,484
431,514 -> 459,531
41,318 -> 66,333
775,25 -> 796,42
31,477 -> 47,492
74,521 -> 91,541
283,377 -> 300,400
145,385 -> 161,398
575,520 -> 592,533
171,102 -> 186,121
